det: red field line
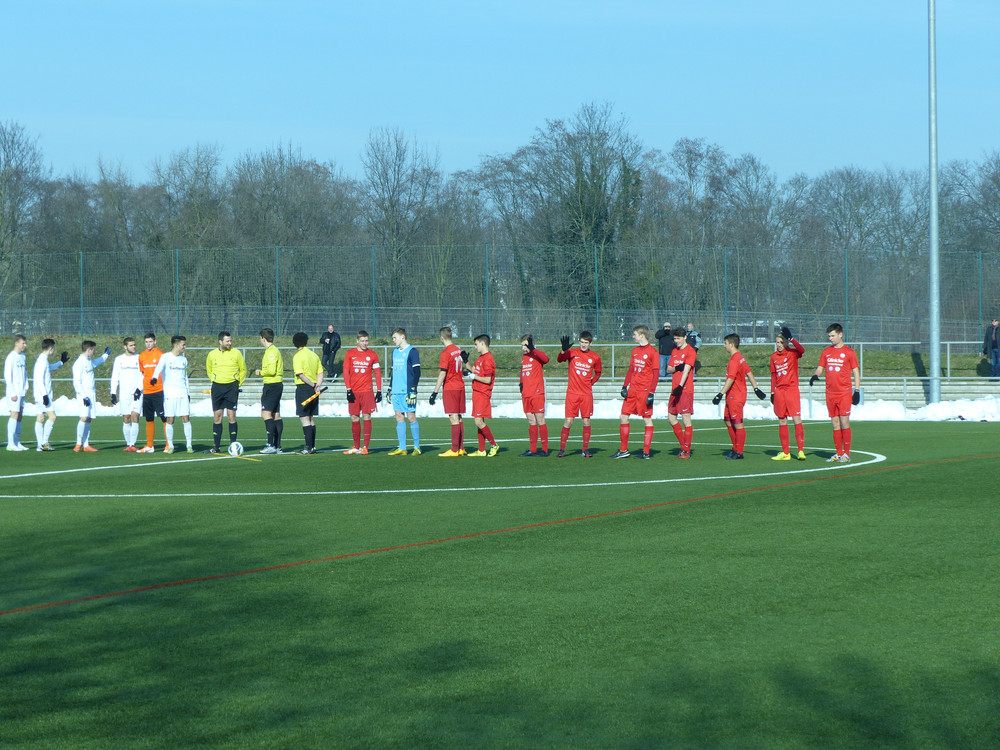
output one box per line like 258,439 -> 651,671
2,453 -> 995,618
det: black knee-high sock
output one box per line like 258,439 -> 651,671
274,418 -> 283,448
213,423 -> 223,448
305,424 -> 316,450
229,421 -> 238,443
264,418 -> 275,446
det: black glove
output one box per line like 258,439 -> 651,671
712,392 -> 723,405
460,350 -> 469,363
672,386 -> 683,398
852,389 -> 861,405
60,351 -> 69,364
621,386 -> 629,398
150,377 -> 158,386
560,335 -> 571,352
770,393 -> 775,404
111,394 -> 118,406
133,388 -> 142,400
645,392 -> 654,408
780,326 -> 793,341
429,392 -> 437,406
374,391 -> 382,404
525,336 -> 534,353
42,395 -> 50,407
406,391 -> 417,407
346,389 -> 356,403
83,397 -> 91,407
809,375 -> 819,387
754,388 -> 767,400
519,382 -> 523,393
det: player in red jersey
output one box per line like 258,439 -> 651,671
711,334 -> 767,460
466,334 -> 500,457
666,328 -> 697,458
519,333 -> 550,457
769,325 -> 807,461
810,322 -> 861,462
430,327 -> 468,457
612,325 -> 659,459
556,330 -> 602,458
342,330 -> 382,455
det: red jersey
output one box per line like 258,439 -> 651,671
139,347 -> 164,394
471,352 -> 496,396
668,344 -> 697,393
439,343 -> 465,391
520,349 -> 549,396
623,344 -> 658,393
819,345 -> 859,394
725,351 -> 751,403
558,348 -> 603,395
770,339 -> 804,391
343,347 -> 382,392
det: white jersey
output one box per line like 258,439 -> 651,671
110,353 -> 143,399
33,353 -> 63,401
4,350 -> 28,399
72,351 -> 109,397
151,352 -> 190,399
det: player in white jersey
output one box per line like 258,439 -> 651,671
5,334 -> 29,451
150,335 -> 192,454
32,339 -> 69,451
72,340 -> 111,452
110,336 -> 144,451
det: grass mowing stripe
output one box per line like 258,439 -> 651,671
3,450 -> 990,619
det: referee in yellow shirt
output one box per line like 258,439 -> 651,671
292,332 -> 323,454
255,328 -> 284,454
206,331 -> 247,454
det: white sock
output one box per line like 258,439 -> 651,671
183,421 -> 192,446
130,422 -> 140,445
13,419 -> 22,445
7,418 -> 16,447
82,421 -> 92,446
35,421 -> 45,446
164,423 -> 174,446
76,420 -> 86,445
123,421 -> 131,444
44,419 -> 55,443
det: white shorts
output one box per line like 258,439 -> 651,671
7,394 -> 25,414
77,394 -> 96,420
164,396 -> 190,418
121,393 -> 142,417
34,392 -> 54,410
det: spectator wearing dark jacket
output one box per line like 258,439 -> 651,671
319,324 -> 342,379
654,322 -> 675,379
984,318 -> 1000,378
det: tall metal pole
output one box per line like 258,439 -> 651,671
928,0 -> 942,400
485,243 -> 490,335
594,244 -> 600,340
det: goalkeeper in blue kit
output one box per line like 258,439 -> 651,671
387,328 -> 421,455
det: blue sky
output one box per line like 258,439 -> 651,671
3,0 -> 998,183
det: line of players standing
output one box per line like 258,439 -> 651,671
5,324 -> 861,460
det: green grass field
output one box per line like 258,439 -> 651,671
2,417 -> 998,749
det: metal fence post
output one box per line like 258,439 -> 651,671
594,243 -> 600,340
485,242 -> 490,335
79,248 -> 84,336
371,245 -> 377,336
275,246 -> 280,334
174,248 -> 180,333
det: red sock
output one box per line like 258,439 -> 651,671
842,427 -> 852,456
459,421 -> 464,449
684,425 -> 693,452
833,428 -> 844,455
352,420 -> 361,449
539,424 -> 549,452
778,424 -> 790,453
362,420 -> 372,449
560,426 -> 570,451
672,422 -> 683,447
528,424 -> 538,451
735,427 -> 746,454
481,425 -> 495,446
794,423 -> 805,451
478,428 -> 486,451
451,423 -> 462,452
582,425 -> 591,451
619,423 -> 630,451
643,425 -> 654,453
725,420 -> 737,449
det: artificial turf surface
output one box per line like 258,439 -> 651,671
1,417 -> 998,749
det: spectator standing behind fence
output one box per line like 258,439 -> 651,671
983,318 -> 1000,378
654,321 -> 675,381
320,324 -> 341,380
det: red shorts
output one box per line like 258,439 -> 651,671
668,390 -> 694,415
442,388 -> 466,415
826,391 -> 852,418
472,392 -> 492,418
621,391 -> 652,418
773,388 -> 801,418
348,390 -> 377,416
521,393 -> 545,414
724,398 -> 745,423
565,391 -> 594,419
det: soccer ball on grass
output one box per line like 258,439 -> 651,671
228,442 -> 244,457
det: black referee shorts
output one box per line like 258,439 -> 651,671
142,391 -> 165,421
211,382 -> 240,411
296,383 -> 319,417
261,383 -> 283,413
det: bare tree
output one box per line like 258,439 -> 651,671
0,121 -> 48,301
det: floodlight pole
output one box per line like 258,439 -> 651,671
928,0 -> 941,403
